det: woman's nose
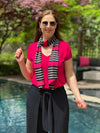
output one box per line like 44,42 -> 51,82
46,23 -> 51,28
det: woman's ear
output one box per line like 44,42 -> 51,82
55,23 -> 57,29
39,22 -> 41,29
39,27 -> 42,34
54,23 -> 57,32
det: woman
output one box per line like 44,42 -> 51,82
15,10 -> 87,133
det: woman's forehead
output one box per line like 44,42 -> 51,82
41,14 -> 56,21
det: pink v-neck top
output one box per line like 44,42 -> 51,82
27,41 -> 72,89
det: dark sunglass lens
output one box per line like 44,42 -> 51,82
42,21 -> 48,26
50,21 -> 56,26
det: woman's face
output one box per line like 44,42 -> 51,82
39,14 -> 57,40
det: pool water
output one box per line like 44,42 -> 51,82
80,89 -> 100,98
0,80 -> 100,133
69,101 -> 100,133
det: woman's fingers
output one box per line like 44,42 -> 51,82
15,48 -> 22,59
14,48 -> 24,63
76,100 -> 87,109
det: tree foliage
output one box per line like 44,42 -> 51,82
0,0 -> 68,52
0,0 -> 100,57
60,0 -> 100,57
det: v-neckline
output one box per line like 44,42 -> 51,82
41,44 -> 53,57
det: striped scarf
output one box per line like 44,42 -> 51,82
34,35 -> 59,89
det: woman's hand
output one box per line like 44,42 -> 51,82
76,98 -> 87,109
15,48 -> 24,63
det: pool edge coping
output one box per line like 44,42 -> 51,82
64,84 -> 100,104
0,76 -> 100,104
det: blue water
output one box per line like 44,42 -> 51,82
0,79 -> 100,133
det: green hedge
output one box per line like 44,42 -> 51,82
0,51 -> 27,76
0,62 -> 20,76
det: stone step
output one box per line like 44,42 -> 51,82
83,71 -> 100,81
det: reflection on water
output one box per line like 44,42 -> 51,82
0,80 -> 30,133
0,79 -> 100,133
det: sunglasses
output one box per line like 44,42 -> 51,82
42,21 -> 56,27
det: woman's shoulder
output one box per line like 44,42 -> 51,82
28,42 -> 38,48
59,40 -> 71,49
59,41 -> 72,60
59,40 -> 70,45
27,42 -> 38,59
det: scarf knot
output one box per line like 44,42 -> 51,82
38,35 -> 57,47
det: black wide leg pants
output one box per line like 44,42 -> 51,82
27,85 -> 69,133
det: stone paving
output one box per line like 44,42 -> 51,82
64,83 -> 100,104
0,75 -> 100,104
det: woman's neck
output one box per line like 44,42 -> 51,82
43,37 -> 50,41
42,35 -> 54,41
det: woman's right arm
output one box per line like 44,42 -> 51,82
15,48 -> 34,80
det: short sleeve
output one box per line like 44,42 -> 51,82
27,44 -> 33,61
64,42 -> 72,61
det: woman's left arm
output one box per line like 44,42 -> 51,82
64,58 -> 87,109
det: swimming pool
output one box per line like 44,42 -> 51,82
0,79 -> 100,133
80,89 -> 100,98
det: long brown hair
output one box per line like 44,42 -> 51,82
33,10 -> 63,42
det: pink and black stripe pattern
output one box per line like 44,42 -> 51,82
34,36 -> 59,89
